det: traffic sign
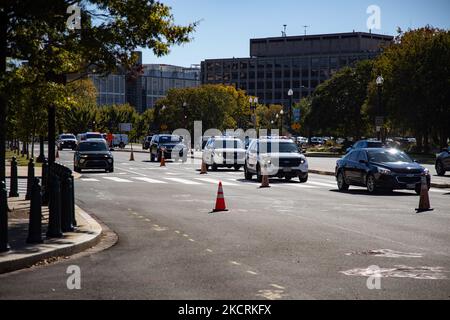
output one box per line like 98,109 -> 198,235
375,117 -> 384,127
291,123 -> 301,130
293,109 -> 301,122
119,123 -> 132,132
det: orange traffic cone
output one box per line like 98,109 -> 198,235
260,164 -> 270,188
200,159 -> 208,174
416,176 -> 433,213
56,149 -> 59,159
160,148 -> 166,167
211,182 -> 228,213
129,150 -> 135,161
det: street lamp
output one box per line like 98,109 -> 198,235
249,97 -> 258,129
288,89 -> 293,132
182,102 -> 188,129
280,110 -> 284,136
376,75 -> 384,142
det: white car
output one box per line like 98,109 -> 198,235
244,137 -> 308,183
202,137 -> 246,171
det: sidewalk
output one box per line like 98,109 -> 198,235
5,166 -> 42,178
0,197 -> 103,274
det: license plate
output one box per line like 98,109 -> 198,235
406,184 -> 416,189
284,168 -> 292,173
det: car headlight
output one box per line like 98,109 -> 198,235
79,159 -> 86,164
81,155 -> 89,158
423,168 -> 430,176
378,167 -> 391,175
300,158 -> 306,164
217,152 -> 223,157
107,158 -> 113,164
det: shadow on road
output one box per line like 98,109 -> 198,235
329,189 -> 417,197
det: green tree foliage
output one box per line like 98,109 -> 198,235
372,26 -> 450,151
307,60 -> 373,139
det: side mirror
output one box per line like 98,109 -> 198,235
359,159 -> 368,164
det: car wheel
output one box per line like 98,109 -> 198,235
256,164 -> 262,183
285,176 -> 292,182
109,167 -> 114,173
244,163 -> 253,180
299,174 -> 308,183
366,174 -> 377,194
436,161 -> 445,176
234,165 -> 241,171
119,142 -> 125,149
337,171 -> 349,191
212,164 -> 218,171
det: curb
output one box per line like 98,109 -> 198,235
0,206 -> 102,275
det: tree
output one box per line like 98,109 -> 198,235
372,27 -> 450,152
306,60 -> 373,139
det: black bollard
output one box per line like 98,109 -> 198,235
60,169 -> 74,232
9,157 -> 19,197
70,175 -> 77,227
46,168 -> 63,238
41,159 -> 49,206
36,136 -> 45,163
0,181 -> 10,252
27,178 -> 43,244
25,158 -> 35,201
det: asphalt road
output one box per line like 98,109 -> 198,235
1,150 -> 449,300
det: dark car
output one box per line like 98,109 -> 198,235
435,146 -> 450,176
346,140 -> 384,154
57,134 -> 77,150
74,140 -> 114,173
335,148 -> 430,194
149,134 -> 187,162
142,135 -> 153,150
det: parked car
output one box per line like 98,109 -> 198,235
197,136 -> 211,151
77,132 -> 105,145
142,135 -> 153,150
112,134 -> 128,148
335,148 -> 430,194
149,134 -> 187,162
74,140 -> 114,173
202,137 -> 246,171
296,137 -> 308,145
346,140 -> 384,154
57,134 -> 77,150
309,137 -> 324,145
435,146 -> 450,176
244,137 -> 309,183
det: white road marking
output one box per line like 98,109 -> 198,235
103,177 -> 133,183
307,181 -> 336,188
81,178 -> 100,182
246,270 -> 258,275
195,178 -> 238,186
164,178 -> 202,185
270,284 -> 285,290
230,261 -> 241,266
133,177 -> 167,184
286,184 -> 318,189
206,249 -> 213,253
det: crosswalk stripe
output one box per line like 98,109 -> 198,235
307,181 -> 336,188
164,177 -> 202,185
81,178 -> 100,182
103,177 -> 133,183
133,177 -> 167,184
287,184 -> 319,189
195,178 -> 238,186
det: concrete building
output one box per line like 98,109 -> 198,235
90,53 -> 200,113
201,32 -> 393,106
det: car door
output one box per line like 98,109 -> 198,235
354,151 -> 369,186
247,141 -> 258,172
344,151 -> 359,184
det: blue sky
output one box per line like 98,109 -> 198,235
142,0 -> 450,67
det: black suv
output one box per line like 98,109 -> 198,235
149,135 -> 187,162
142,135 -> 153,150
435,146 -> 450,176
336,148 -> 430,194
57,134 -> 77,150
74,140 -> 114,173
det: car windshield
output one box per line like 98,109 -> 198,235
86,134 -> 103,140
61,135 -> 75,140
78,142 -> 108,152
259,142 -> 299,153
160,136 -> 181,144
213,140 -> 243,149
368,149 -> 413,163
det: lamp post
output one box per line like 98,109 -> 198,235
288,89 -> 293,132
249,97 -> 258,129
376,75 -> 384,142
182,102 -> 188,129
